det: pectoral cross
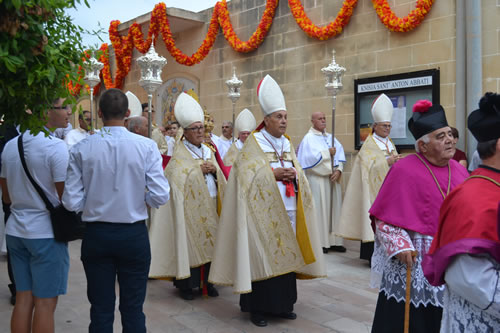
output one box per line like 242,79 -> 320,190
278,155 -> 284,167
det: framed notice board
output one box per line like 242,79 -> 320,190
354,69 -> 440,150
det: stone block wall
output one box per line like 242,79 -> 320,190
116,0 -> 499,185
482,0 -> 500,94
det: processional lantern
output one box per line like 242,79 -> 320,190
137,38 -> 167,138
83,56 -> 104,131
225,67 -> 242,142
321,49 -> 346,94
320,49 -> 346,170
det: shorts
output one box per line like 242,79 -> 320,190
6,235 -> 69,298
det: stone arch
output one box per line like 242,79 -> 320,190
156,72 -> 199,125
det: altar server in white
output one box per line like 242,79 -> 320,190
298,111 -> 346,253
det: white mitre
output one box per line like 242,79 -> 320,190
125,91 -> 142,119
235,108 -> 256,133
257,75 -> 287,116
174,92 -> 204,128
371,93 -> 394,123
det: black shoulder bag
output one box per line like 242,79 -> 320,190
17,134 -> 85,242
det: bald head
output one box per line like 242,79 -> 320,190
127,116 -> 148,137
311,112 -> 327,132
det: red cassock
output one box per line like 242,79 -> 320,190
423,166 -> 500,286
213,145 -> 231,180
161,155 -> 170,169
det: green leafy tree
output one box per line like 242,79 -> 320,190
0,0 -> 90,133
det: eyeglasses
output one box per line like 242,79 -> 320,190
222,126 -> 231,129
52,106 -> 69,110
83,118 -> 91,123
377,124 -> 392,129
185,126 -> 204,132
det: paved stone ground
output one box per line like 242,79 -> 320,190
0,239 -> 377,333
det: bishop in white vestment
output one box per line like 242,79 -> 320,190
223,108 -> 256,166
148,93 -> 226,301
209,75 -> 325,328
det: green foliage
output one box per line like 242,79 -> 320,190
0,0 -> 89,134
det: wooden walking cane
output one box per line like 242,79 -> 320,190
404,251 -> 418,333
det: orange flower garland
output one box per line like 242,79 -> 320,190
102,0 -> 279,88
99,43 -> 118,89
156,2 -> 220,66
217,0 -> 278,53
68,0 -> 435,93
372,0 -> 434,32
288,0 -> 358,40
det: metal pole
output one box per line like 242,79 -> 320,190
465,0 -> 482,160
232,102 -> 236,142
331,93 -> 336,172
146,93 -> 153,228
147,93 -> 153,138
328,92 -> 338,235
89,88 -> 94,132
455,0 -> 466,151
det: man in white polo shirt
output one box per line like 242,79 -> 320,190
63,89 -> 170,333
1,98 -> 70,332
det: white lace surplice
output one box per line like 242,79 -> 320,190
442,287 -> 500,332
371,219 -> 444,307
441,255 -> 500,332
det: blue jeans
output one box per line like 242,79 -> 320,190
81,221 -> 151,333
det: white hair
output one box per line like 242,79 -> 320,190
127,116 -> 144,133
415,134 -> 430,152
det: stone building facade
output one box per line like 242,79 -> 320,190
100,0 -> 499,183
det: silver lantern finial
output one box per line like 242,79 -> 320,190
83,55 -> 104,131
321,49 -> 346,95
83,56 -> 103,88
226,67 -> 242,103
226,67 -> 243,142
320,48 -> 346,175
137,38 -> 167,138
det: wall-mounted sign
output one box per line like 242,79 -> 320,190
354,69 -> 440,150
357,76 -> 433,93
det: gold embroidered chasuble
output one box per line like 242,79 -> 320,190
222,142 -> 239,166
148,140 -> 226,279
208,132 -> 326,294
336,134 -> 395,242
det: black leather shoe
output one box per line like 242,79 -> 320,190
330,245 -> 347,253
207,286 -> 219,297
278,312 -> 297,320
180,288 -> 194,300
322,247 -> 329,254
250,313 -> 267,327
